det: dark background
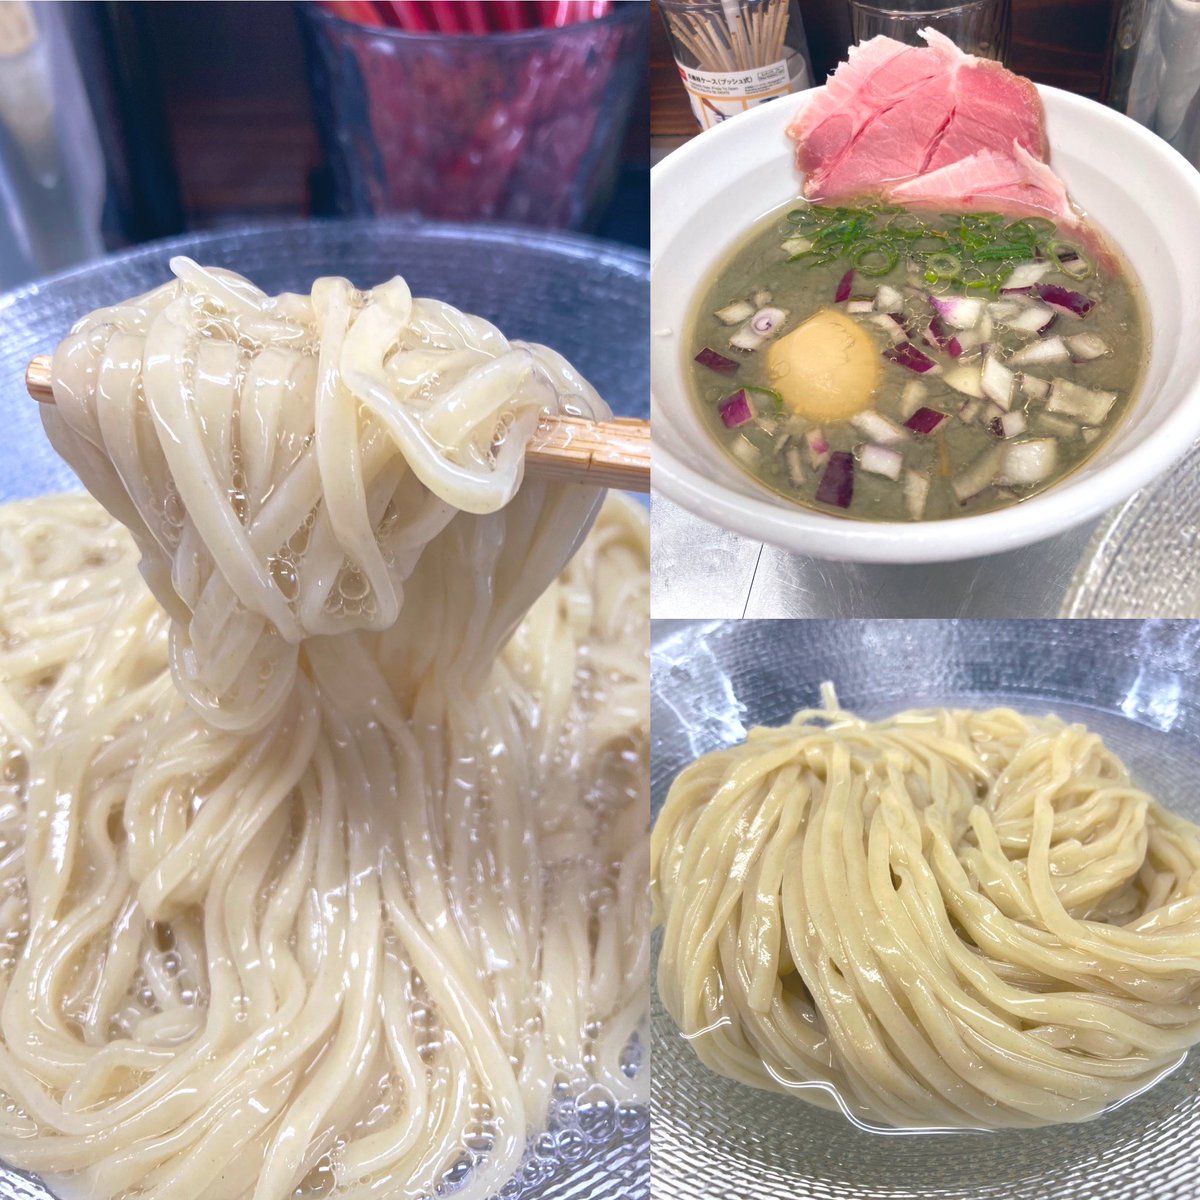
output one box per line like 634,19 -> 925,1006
79,1 -> 651,250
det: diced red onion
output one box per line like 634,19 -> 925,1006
859,443 -> 903,481
846,299 -> 875,314
1019,373 -> 1051,401
852,410 -> 907,444
904,469 -> 930,519
1010,337 -> 1069,366
835,270 -> 854,303
1000,439 -> 1058,485
715,300 -> 755,325
899,380 -> 927,419
928,294 -> 984,330
1034,283 -> 1094,318
944,364 -> 985,399
1001,261 -> 1051,291
981,355 -> 1015,410
925,314 -> 962,358
875,284 -> 904,312
695,347 -> 739,375
905,406 -> 948,435
884,342 -> 939,373
815,451 -> 855,508
719,390 -> 755,428
784,442 -> 805,488
1046,379 -> 1117,424
990,410 -> 1027,439
952,446 -> 1002,503
805,429 -> 831,469
1000,304 -> 1056,335
1065,333 -> 1109,360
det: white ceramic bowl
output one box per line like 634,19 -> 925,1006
651,85 -> 1200,564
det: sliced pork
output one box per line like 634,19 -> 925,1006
787,29 -> 1071,226
889,143 -> 1074,226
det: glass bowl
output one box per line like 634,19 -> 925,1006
0,217 -> 650,1200
651,618 -> 1200,1199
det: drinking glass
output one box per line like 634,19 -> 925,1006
848,0 -> 1011,61
296,2 -> 647,230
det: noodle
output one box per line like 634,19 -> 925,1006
0,260 -> 649,1200
652,685 -> 1200,1130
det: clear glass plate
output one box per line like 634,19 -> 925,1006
0,218 -> 650,1200
651,618 -> 1200,1200
1064,441 -> 1200,618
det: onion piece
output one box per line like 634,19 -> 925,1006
784,441 -> 805,487
730,306 -> 788,351
987,300 -> 1025,322
695,346 -> 740,375
1083,427 -> 1102,444
1001,261 -> 1051,291
753,289 -> 773,307
870,314 -> 907,345
959,397 -> 984,423
852,410 -> 908,444
805,429 -> 831,469
904,469 -> 930,519
981,355 -> 1015,410
1020,373 -> 1051,401
929,294 -> 984,330
990,410 -> 1027,439
731,436 -> 761,466
1000,304 -> 1056,335
715,300 -> 755,325
1010,337 -> 1069,366
835,270 -> 854,303
905,406 -> 948,435
1034,283 -> 1094,318
899,380 -> 927,419
718,390 -> 755,427
1046,379 -> 1117,424
815,451 -> 855,508
944,364 -> 985,398
875,284 -> 905,312
1065,333 -> 1109,360
1000,438 -> 1057,485
884,341 -> 940,373
846,299 -> 875,314
782,236 -> 812,258
859,443 -> 903,481
952,446 -> 1002,503
925,314 -> 962,358
1039,412 -> 1078,437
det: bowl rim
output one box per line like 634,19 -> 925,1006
650,83 -> 1200,564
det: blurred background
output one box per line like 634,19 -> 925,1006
651,0 -> 1200,160
0,0 -> 650,290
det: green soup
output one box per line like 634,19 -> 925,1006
687,201 -> 1147,522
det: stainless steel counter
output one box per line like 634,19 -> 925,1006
651,493 -> 1105,618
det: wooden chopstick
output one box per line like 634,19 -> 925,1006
24,355 -> 650,493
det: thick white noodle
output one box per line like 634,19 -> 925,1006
0,261 -> 649,1200
652,687 -> 1200,1130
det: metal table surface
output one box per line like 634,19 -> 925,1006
649,494 -> 1106,619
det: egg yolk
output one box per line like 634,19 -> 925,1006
765,307 -> 881,422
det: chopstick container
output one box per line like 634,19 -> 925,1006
658,0 -> 812,132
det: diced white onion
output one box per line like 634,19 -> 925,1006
1000,438 -> 1058,485
859,443 -> 904,480
852,410 -> 908,444
1010,337 -> 1070,366
1046,379 -> 1117,424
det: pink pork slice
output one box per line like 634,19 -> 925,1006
789,29 -> 1048,203
887,142 -> 1077,228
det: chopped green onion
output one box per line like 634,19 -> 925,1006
745,385 -> 786,414
924,251 -> 961,279
852,243 -> 899,275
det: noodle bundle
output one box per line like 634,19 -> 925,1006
652,686 -> 1200,1130
0,261 -> 649,1200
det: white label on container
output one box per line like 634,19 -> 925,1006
676,51 -> 810,130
